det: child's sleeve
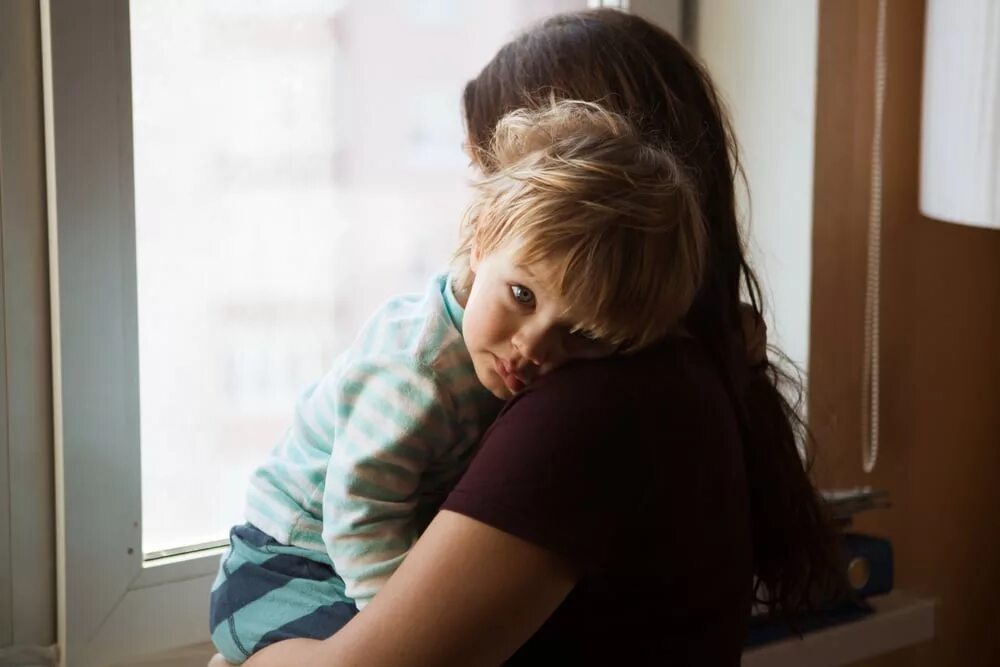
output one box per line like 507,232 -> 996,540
321,356 -> 455,610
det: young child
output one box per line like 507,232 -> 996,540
209,99 -> 705,664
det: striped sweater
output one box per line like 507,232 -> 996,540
244,273 -> 502,608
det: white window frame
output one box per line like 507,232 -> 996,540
2,0 -> 59,658
44,1 -> 220,665
43,2 -> 685,665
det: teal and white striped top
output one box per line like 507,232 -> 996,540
244,273 -> 502,609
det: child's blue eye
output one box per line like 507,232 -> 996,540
510,284 -> 535,305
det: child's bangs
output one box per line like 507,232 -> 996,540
515,227 -> 685,352
460,98 -> 709,347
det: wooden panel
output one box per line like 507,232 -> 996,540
809,1 -> 1000,665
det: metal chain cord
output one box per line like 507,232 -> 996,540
861,0 -> 888,474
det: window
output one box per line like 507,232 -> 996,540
48,1 -> 586,664
130,0 -> 584,558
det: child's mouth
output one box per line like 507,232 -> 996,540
494,356 -> 526,394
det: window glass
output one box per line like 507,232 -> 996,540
131,0 -> 584,556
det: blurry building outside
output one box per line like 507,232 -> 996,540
132,0 -> 584,556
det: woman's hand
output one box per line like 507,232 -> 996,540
247,510 -> 579,667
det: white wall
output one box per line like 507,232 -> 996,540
694,0 -> 819,374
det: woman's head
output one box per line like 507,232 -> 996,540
463,8 -> 750,372
463,9 -> 843,619
456,100 -> 705,399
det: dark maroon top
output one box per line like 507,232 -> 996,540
442,337 -> 753,665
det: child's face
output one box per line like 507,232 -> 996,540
462,240 -> 617,400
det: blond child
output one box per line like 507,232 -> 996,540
209,99 -> 703,664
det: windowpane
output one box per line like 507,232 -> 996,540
131,0 -> 584,556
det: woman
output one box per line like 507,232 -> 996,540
244,9 -> 840,666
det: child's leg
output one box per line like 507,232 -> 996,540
210,524 -> 358,664
242,638 -> 323,667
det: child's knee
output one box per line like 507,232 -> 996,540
210,620 -> 251,665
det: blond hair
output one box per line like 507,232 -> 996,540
453,99 -> 706,351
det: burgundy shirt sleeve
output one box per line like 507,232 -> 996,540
441,360 -> 633,572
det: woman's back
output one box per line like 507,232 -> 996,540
462,7 -> 841,623
443,336 -> 753,664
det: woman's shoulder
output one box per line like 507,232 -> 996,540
501,335 -> 737,454
528,334 -> 718,401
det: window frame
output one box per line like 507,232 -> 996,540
44,1 -> 220,665
1,0 -> 57,654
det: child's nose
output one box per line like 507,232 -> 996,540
513,326 -> 561,368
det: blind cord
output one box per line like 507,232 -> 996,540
861,0 -> 888,474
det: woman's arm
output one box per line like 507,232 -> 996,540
246,509 -> 580,667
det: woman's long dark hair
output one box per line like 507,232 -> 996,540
463,9 -> 843,618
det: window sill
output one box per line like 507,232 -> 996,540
742,591 -> 936,667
